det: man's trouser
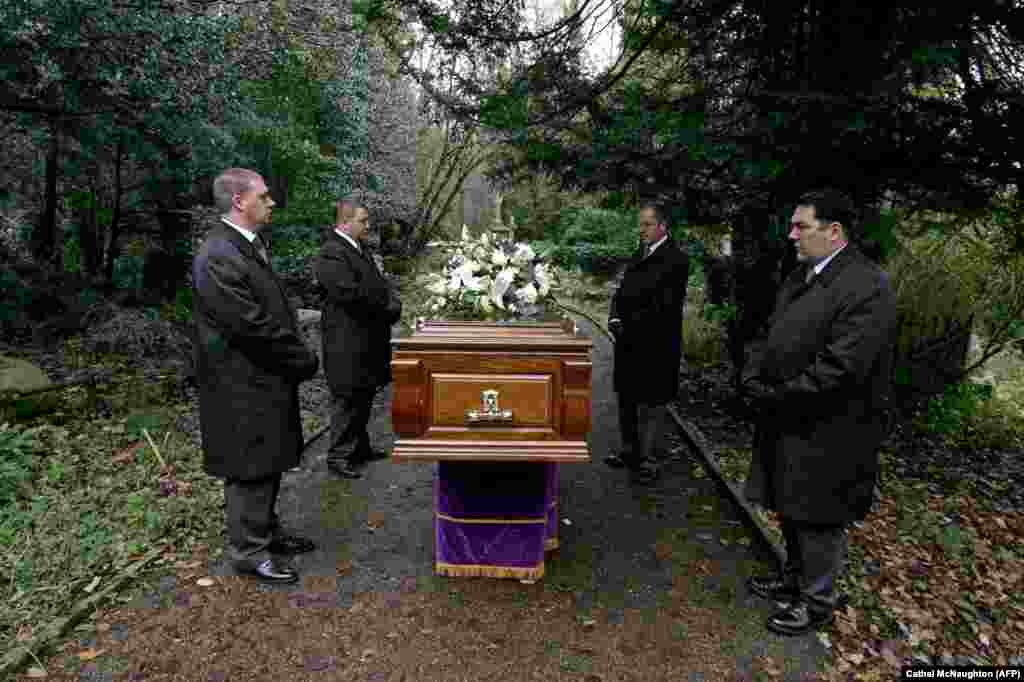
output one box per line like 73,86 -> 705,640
327,388 -> 375,465
780,516 -> 848,612
617,395 -> 668,469
224,473 -> 282,570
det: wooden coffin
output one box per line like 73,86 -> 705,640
390,319 -> 592,462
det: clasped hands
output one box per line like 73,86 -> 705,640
739,372 -> 781,415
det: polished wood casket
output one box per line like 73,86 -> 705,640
390,319 -> 592,462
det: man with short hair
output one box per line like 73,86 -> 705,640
193,168 -> 320,584
743,189 -> 897,635
316,200 -> 402,479
605,203 -> 690,483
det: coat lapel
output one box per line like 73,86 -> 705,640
215,222 -> 297,325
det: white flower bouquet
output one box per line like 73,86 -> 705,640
422,226 -> 559,320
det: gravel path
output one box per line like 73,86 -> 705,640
231,314 -> 831,678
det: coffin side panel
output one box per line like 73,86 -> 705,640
561,360 -> 592,439
391,359 -> 425,437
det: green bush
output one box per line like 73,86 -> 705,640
0,423 -> 37,506
682,315 -> 725,368
542,208 -> 637,275
917,381 -> 1024,449
113,254 -> 145,292
62,233 -> 82,274
266,223 -> 321,276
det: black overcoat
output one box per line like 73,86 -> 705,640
744,246 -> 897,524
610,238 -> 690,404
192,222 -> 319,480
315,230 -> 401,396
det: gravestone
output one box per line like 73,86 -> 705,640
0,355 -> 56,420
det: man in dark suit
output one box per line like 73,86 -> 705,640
605,203 -> 690,484
316,200 -> 402,479
742,190 -> 897,635
193,168 -> 320,584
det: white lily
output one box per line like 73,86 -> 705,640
491,249 -> 509,267
461,224 -> 471,242
427,277 -> 448,296
516,282 -> 539,304
448,260 -> 480,292
534,263 -> 552,296
491,267 -> 516,309
512,243 -> 535,264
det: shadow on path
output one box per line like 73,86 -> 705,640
236,317 -> 829,679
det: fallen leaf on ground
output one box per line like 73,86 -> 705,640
366,512 -> 385,530
77,648 -> 105,661
111,442 -> 141,464
196,577 -> 215,587
26,667 -> 47,678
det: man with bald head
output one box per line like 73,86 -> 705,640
316,200 -> 402,479
193,168 -> 320,584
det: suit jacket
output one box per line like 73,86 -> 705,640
192,222 -> 319,480
315,229 -> 401,395
609,238 -> 690,404
744,246 -> 897,524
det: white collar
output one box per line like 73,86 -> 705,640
222,217 -> 258,244
334,228 -> 361,252
814,243 -> 847,276
646,235 -> 668,256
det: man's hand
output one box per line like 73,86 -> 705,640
608,318 -> 623,338
740,375 -> 780,416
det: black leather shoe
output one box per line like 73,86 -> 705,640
766,601 -> 834,636
604,454 -> 628,468
268,534 -> 316,555
327,461 -> 363,479
357,448 -> 389,462
747,573 -> 799,601
239,559 -> 299,585
631,465 -> 660,484
605,453 -> 639,469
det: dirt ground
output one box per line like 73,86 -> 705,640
17,318 -> 831,682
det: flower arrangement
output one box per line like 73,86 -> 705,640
422,226 -> 558,320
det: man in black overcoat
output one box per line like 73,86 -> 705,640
605,203 -> 690,483
315,200 -> 402,479
742,190 -> 897,635
193,168 -> 320,584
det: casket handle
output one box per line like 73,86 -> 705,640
465,389 -> 514,425
465,409 -> 514,424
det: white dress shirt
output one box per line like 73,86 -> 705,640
811,243 -> 848,279
222,217 -> 258,244
334,228 -> 361,253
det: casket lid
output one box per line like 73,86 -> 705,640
393,319 -> 592,353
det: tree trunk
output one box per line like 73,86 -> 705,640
77,188 -> 101,277
102,135 -> 125,286
33,116 -> 61,266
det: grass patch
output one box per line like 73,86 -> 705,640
0,359 -> 223,650
317,479 -> 368,563
545,541 -> 596,594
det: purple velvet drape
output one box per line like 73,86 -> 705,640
435,462 -> 559,579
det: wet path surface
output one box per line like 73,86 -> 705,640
204,316 -> 828,679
